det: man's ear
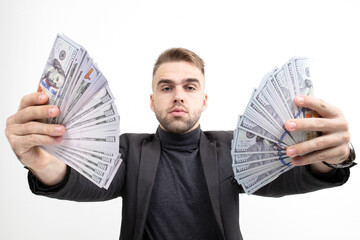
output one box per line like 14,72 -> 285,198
202,93 -> 208,112
150,93 -> 155,112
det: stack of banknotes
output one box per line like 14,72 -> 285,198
231,57 -> 319,195
37,34 -> 121,189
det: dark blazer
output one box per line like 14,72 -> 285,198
28,130 -> 350,240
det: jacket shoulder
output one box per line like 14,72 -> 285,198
120,132 -> 155,143
203,130 -> 234,143
119,133 -> 155,156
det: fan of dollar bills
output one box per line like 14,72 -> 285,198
37,34 -> 122,189
231,57 -> 319,195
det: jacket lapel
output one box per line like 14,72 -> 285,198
200,132 -> 225,240
134,136 -> 161,240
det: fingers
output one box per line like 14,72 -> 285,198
285,95 -> 348,133
291,144 -> 350,166
8,134 -> 63,156
284,95 -> 352,168
5,121 -> 65,157
7,92 -> 57,126
293,95 -> 343,118
6,122 -> 65,137
286,132 -> 350,160
285,117 -> 348,133
18,92 -> 49,111
7,105 -> 60,125
6,92 -> 65,171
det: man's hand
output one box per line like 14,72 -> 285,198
284,95 -> 351,173
5,92 -> 67,185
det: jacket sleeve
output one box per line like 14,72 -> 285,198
208,130 -> 352,197
28,161 -> 126,202
27,136 -> 127,202
251,165 -> 351,197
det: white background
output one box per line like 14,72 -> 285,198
0,0 -> 359,239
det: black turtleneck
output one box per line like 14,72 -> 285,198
143,126 -> 220,240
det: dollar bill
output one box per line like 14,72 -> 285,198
44,145 -> 106,187
103,153 -> 122,189
38,35 -> 83,104
66,102 -> 119,132
235,157 -> 292,180
61,132 -> 119,153
232,128 -> 284,154
237,115 -> 287,146
242,163 -> 294,195
272,66 -> 298,117
58,145 -> 114,164
231,57 -> 320,195
65,85 -> 115,127
38,34 -> 121,189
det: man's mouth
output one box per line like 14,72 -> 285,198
170,107 -> 187,117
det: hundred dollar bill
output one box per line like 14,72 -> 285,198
235,157 -> 292,181
253,77 -> 287,127
243,89 -> 286,139
103,153 -> 123,189
65,85 -> 115,127
44,145 -> 106,187
232,128 -> 284,153
237,115 -> 289,146
56,146 -> 111,173
237,158 -> 290,184
61,64 -> 107,124
241,163 -> 294,195
37,34 -> 121,189
59,149 -> 107,177
267,75 -> 293,120
38,35 -> 87,124
58,55 -> 93,122
74,69 -> 107,108
67,116 -> 119,135
232,153 -> 286,165
61,132 -> 119,153
233,158 -> 282,178
269,69 -> 303,142
37,35 -> 83,105
231,56 -> 323,195
284,60 -> 300,97
58,145 -> 114,164
272,66 -> 298,117
292,57 -> 314,97
58,54 -> 91,120
66,102 -> 119,132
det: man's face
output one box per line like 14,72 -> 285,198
47,68 -> 65,89
151,61 -> 207,134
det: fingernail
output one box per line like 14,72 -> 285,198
48,107 -> 56,115
38,94 -> 46,102
292,158 -> 301,166
297,96 -> 304,104
287,148 -> 297,157
55,126 -> 63,133
288,121 -> 296,131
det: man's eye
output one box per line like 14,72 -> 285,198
162,87 -> 171,91
186,86 -> 196,90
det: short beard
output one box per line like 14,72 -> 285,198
154,106 -> 201,134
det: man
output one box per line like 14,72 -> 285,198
5,48 -> 355,240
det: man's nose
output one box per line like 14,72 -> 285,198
173,87 -> 184,104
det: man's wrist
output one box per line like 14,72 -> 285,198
322,142 -> 356,169
310,162 -> 334,174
